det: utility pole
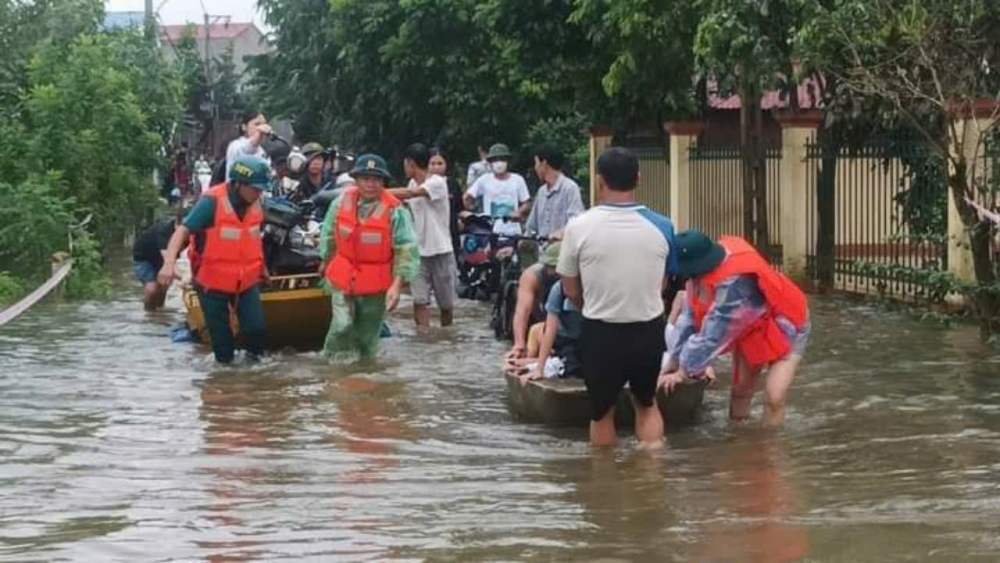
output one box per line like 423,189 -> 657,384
144,0 -> 155,41
202,12 -> 231,157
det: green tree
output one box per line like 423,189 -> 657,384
798,0 -> 1000,338
694,0 -> 810,256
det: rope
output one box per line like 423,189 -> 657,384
0,260 -> 74,328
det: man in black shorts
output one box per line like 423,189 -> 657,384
556,147 -> 680,447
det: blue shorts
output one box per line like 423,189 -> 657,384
133,261 -> 158,285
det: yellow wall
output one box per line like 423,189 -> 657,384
635,156 -> 671,215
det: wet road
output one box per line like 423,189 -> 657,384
1,272 -> 1000,561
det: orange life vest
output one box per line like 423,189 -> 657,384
325,187 -> 400,296
688,236 -> 809,368
194,183 -> 265,294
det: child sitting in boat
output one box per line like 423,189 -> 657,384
505,279 -> 582,384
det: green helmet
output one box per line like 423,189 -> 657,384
228,155 -> 271,190
351,154 -> 392,181
301,142 -> 325,159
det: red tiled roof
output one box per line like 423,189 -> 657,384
159,23 -> 256,43
708,76 -> 826,110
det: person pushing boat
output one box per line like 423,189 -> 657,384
158,155 -> 271,364
659,230 -> 811,425
319,154 -> 419,359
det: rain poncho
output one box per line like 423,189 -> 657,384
319,194 -> 419,359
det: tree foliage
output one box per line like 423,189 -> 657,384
250,0 -> 700,171
797,0 -> 1000,336
0,1 -> 184,297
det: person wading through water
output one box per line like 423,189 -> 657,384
659,230 -> 811,425
390,143 -> 458,328
319,154 -> 419,359
557,147 -> 680,448
159,155 -> 271,364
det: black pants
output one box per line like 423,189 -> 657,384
579,316 -> 665,421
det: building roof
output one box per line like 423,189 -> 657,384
708,75 -> 826,111
159,22 -> 258,44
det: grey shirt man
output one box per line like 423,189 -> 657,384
525,174 -> 586,239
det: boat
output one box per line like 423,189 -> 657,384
504,371 -> 705,428
182,273 -> 332,350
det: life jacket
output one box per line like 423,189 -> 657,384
688,236 -> 809,369
194,183 -> 265,294
325,187 -> 401,296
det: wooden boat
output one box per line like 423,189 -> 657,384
504,371 -> 705,428
182,273 -> 332,350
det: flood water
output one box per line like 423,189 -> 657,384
2,268 -> 1000,562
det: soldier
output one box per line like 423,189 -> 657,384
319,154 -> 420,359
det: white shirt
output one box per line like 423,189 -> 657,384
557,204 -> 679,323
407,174 -> 453,257
225,137 -> 269,177
467,172 -> 531,236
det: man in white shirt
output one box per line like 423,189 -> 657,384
557,147 -> 680,448
464,143 -> 531,237
391,143 -> 457,327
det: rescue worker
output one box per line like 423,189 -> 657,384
659,230 -> 811,425
158,155 -> 271,364
319,154 -> 419,359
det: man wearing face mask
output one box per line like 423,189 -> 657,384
463,143 -> 531,236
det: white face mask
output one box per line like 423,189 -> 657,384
492,161 -> 508,175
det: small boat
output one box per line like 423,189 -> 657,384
182,273 -> 332,350
504,371 -> 705,428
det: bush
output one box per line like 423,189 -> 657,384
0,174 -> 73,280
64,230 -> 111,300
0,272 -> 24,308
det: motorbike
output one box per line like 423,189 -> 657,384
261,197 -> 323,276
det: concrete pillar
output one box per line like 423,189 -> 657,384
664,121 -> 705,230
588,126 -> 614,206
776,110 -> 823,281
947,101 -> 998,283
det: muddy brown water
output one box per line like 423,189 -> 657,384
1,268 -> 999,562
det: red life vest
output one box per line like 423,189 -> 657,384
688,236 -> 809,369
325,187 -> 400,296
194,184 -> 265,294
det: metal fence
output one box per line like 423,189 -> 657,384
688,145 -> 782,265
805,134 -> 949,302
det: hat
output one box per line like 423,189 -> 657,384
540,242 -> 562,268
486,143 -> 512,161
674,230 -> 726,279
351,154 -> 392,181
302,142 -> 325,159
228,155 -> 271,190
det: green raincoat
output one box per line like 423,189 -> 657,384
319,194 -> 419,359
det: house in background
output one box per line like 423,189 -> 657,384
158,22 -> 269,83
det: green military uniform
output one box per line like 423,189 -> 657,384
319,154 -> 420,359
186,155 -> 271,363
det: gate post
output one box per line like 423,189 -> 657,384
665,121 -> 705,230
588,126 -> 615,206
776,110 -> 823,282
